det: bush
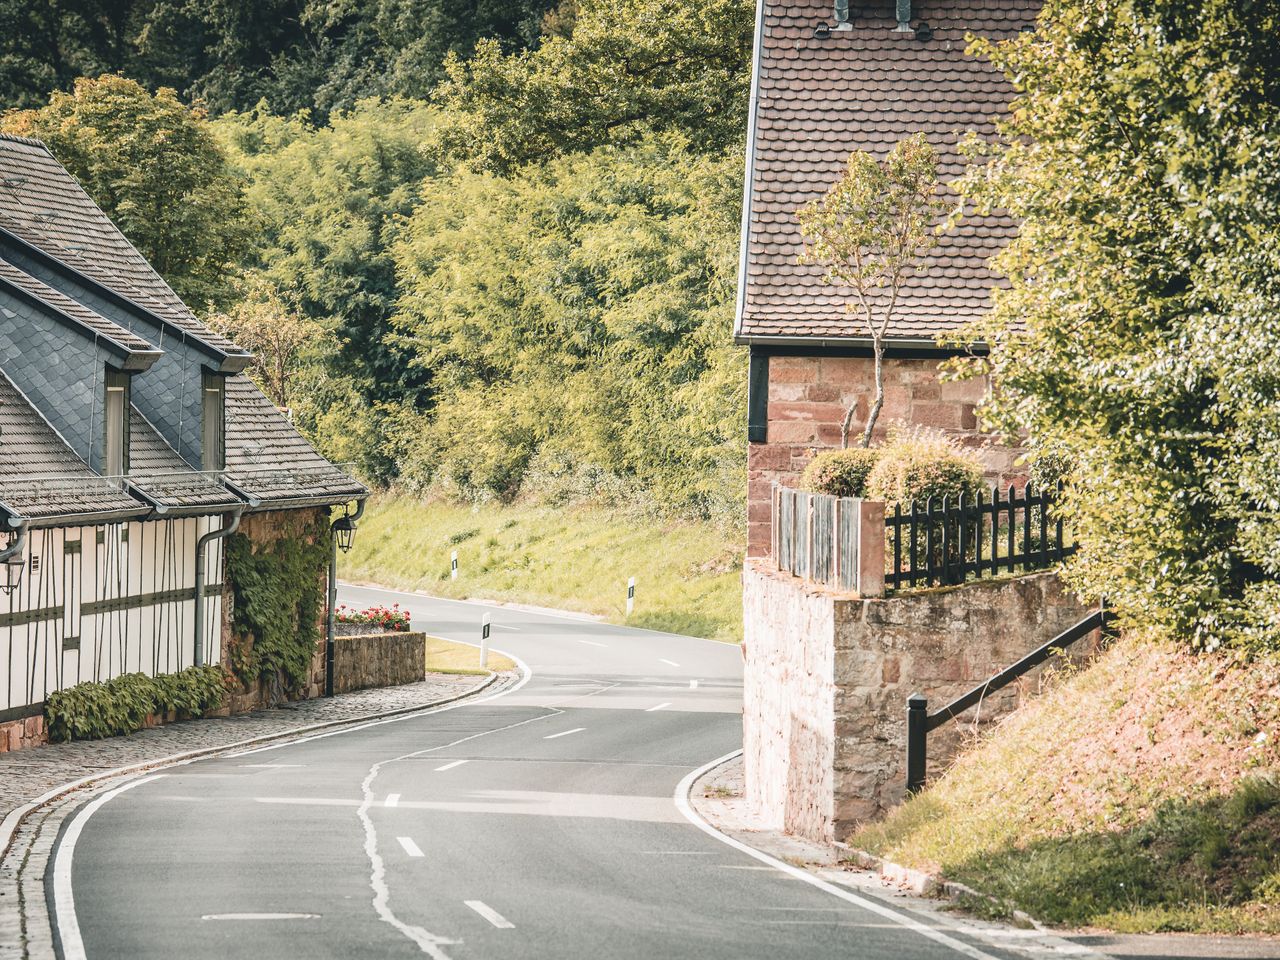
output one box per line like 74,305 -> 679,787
865,427 -> 985,506
801,448 -> 880,498
45,666 -> 226,742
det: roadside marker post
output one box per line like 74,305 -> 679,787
480,614 -> 491,668
451,550 -> 458,580
626,577 -> 636,617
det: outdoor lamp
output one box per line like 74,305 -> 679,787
334,514 -> 357,553
1,549 -> 23,595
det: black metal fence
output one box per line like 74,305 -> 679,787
773,486 -> 858,591
906,604 -> 1114,793
885,483 -> 1073,591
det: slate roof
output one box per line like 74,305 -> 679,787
0,132 -> 367,523
736,0 -> 1039,343
0,370 -> 144,522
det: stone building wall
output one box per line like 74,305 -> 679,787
748,354 -> 1026,558
743,561 -> 1097,843
333,631 -> 426,694
222,506 -> 330,712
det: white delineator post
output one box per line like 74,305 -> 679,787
480,614 -> 491,668
451,549 -> 458,580
856,500 -> 886,598
626,577 -> 636,617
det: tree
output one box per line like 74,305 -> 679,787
207,277 -> 330,410
954,0 -> 1280,649
389,135 -> 745,519
797,134 -> 944,448
1,75 -> 253,308
430,0 -> 753,173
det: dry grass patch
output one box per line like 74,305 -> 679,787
853,635 -> 1280,934
425,635 -> 517,676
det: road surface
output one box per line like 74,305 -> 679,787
53,584 -> 1025,960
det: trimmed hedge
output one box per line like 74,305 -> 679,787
45,665 -> 226,742
865,428 -> 985,506
801,448 -> 880,498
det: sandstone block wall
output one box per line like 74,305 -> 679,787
743,561 -> 1096,843
0,714 -> 45,752
748,354 -> 1026,557
333,631 -> 426,694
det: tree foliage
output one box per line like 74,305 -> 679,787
430,0 -> 754,173
955,0 -> 1280,649
1,75 -> 253,308
0,0 -> 552,118
390,135 -> 745,521
798,134 -> 944,447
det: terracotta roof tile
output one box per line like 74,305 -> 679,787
737,0 -> 1038,342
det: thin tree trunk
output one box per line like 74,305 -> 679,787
861,338 -> 885,448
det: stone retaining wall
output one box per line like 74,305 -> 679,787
743,561 -> 1097,843
332,630 -> 426,694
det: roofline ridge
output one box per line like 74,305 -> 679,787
0,132 -> 50,150
0,223 -> 250,372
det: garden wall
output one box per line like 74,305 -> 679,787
743,561 -> 1098,843
332,631 -> 426,694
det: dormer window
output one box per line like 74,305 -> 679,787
103,368 -> 130,476
202,370 -> 225,471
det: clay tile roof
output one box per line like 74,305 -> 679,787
736,0 -> 1038,343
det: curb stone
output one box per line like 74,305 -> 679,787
833,840 -> 1043,930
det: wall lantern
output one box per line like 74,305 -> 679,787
333,514 -> 357,553
1,543 -> 24,595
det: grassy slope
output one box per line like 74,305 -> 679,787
339,494 -> 744,642
854,637 -> 1280,934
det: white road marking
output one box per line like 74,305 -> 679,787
397,836 -> 424,858
659,658 -> 680,667
464,900 -> 515,929
675,752 -> 1006,960
578,640 -> 606,647
385,794 -> 400,807
645,702 -> 671,712
240,763 -> 304,768
492,624 -> 520,632
202,913 -> 320,921
434,760 -> 468,772
689,680 -> 699,689
543,727 -> 585,740
53,775 -> 164,960
641,851 -> 714,855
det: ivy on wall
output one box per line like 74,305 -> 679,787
224,513 -> 330,693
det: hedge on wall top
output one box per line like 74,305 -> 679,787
223,514 -> 329,693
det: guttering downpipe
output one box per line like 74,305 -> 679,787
326,497 -> 367,697
194,502 -> 253,668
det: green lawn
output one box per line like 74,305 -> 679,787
340,495 -> 744,642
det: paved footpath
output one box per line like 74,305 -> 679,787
0,672 -> 493,824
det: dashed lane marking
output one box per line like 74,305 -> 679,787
645,703 -> 671,712
464,901 -> 515,929
543,727 -> 585,740
397,837 -> 424,858
385,794 -> 400,807
659,659 -> 680,667
434,760 -> 468,772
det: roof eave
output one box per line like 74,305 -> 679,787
736,332 -> 990,356
733,0 -> 767,339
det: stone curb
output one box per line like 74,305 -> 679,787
0,670 -> 504,862
833,840 -> 1043,930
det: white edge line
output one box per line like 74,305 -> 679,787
0,660 -> 517,860
463,900 -> 515,929
674,752 -> 1004,960
54,775 -> 166,960
45,649 -> 534,959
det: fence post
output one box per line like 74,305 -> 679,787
906,693 -> 928,794
772,483 -> 781,561
855,499 -> 885,598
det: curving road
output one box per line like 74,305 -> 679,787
52,584 -> 1023,960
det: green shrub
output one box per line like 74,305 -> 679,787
45,665 -> 226,742
865,427 -> 985,506
801,448 -> 880,498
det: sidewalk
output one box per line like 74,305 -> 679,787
690,755 -> 1280,960
0,672 -> 493,824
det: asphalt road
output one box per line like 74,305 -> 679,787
55,584 -> 1030,960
